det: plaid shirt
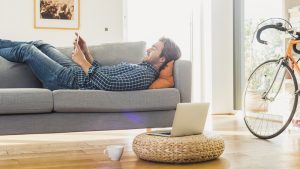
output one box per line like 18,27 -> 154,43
74,61 -> 159,91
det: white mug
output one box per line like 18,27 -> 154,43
103,145 -> 124,161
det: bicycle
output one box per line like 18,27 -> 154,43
243,20 -> 300,139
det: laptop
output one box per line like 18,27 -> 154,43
147,102 -> 210,137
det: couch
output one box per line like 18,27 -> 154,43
0,41 -> 191,135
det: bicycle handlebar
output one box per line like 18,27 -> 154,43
293,44 -> 300,54
256,23 -> 300,54
256,23 -> 287,45
292,32 -> 300,54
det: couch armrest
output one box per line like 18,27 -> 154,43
174,60 -> 192,103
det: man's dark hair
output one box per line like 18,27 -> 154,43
159,37 -> 181,70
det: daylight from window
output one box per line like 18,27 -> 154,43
127,0 -> 200,61
244,0 -> 283,80
126,0 -> 201,102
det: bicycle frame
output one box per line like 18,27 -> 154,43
261,38 -> 300,100
261,58 -> 284,100
286,39 -> 300,74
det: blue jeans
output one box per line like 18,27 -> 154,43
0,39 -> 79,90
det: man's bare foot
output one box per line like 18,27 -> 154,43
73,33 -> 94,64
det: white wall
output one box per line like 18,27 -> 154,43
202,0 -> 234,113
0,0 -> 124,47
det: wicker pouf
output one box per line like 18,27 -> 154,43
132,132 -> 224,164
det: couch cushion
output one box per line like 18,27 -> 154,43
57,41 -> 146,66
53,88 -> 180,112
0,88 -> 53,114
0,58 -> 42,88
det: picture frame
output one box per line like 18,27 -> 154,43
34,0 -> 80,30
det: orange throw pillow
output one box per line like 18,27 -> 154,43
149,60 -> 174,89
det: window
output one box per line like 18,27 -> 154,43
234,0 -> 283,109
125,0 -> 201,101
244,0 -> 283,80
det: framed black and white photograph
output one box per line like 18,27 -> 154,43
34,0 -> 80,30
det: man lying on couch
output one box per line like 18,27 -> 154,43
0,34 -> 181,91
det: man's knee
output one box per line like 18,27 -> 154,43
18,43 -> 36,51
14,44 -> 38,60
31,40 -> 53,49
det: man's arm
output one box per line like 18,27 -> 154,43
87,68 -> 154,91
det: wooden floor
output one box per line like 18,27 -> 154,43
0,114 -> 299,169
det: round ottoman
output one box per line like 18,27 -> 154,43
132,132 -> 224,163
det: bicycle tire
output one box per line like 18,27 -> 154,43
243,59 -> 298,139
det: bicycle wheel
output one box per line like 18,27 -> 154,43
243,59 -> 298,139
